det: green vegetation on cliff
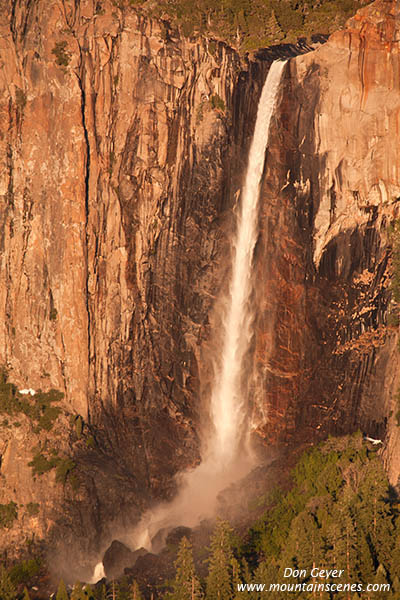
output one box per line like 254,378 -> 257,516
51,41 -> 71,67
0,501 -> 17,529
166,435 -> 398,599
243,435 -> 398,594
192,434 -> 398,599
123,0 -> 372,51
0,557 -> 43,599
28,448 -> 77,486
9,560 -> 42,589
0,567 -> 16,600
0,370 -> 63,432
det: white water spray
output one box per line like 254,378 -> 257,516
90,59 -> 287,577
90,562 -> 106,584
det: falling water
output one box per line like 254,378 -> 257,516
90,562 -> 106,584
207,59 -> 287,465
89,59 -> 287,579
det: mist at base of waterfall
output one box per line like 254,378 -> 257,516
128,444 -> 255,550
87,446 -> 256,584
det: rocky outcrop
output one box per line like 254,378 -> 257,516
251,0 -> 400,486
103,540 -> 138,579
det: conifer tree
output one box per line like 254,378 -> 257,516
97,584 -> 107,600
130,580 -> 143,600
374,564 -> 391,600
167,537 -> 203,600
251,560 -> 279,600
23,587 -> 31,600
391,574 -> 400,595
283,510 -> 323,575
0,566 -> 17,600
314,494 -> 335,533
265,9 -> 284,42
206,520 -> 237,600
328,487 -> 359,594
56,579 -> 69,600
71,582 -> 87,600
106,580 -> 119,600
356,458 -> 394,573
355,530 -> 375,582
230,556 -> 243,600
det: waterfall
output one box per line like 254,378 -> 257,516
90,562 -> 106,584
89,59 -> 287,579
207,59 -> 287,466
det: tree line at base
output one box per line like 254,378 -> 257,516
1,432 -> 399,599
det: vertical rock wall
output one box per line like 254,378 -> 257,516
0,0 -> 271,570
252,0 -> 400,486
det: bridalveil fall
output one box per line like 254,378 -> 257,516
92,58 -> 287,579
207,59 -> 287,466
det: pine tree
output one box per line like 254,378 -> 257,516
23,587 -> 31,600
206,520 -> 236,600
97,584 -> 107,600
231,556 -> 243,600
392,574 -> 400,595
166,537 -> 203,600
0,566 -> 17,600
265,9 -> 284,43
283,510 -> 323,575
327,488 -> 359,600
357,458 -> 394,572
71,582 -> 87,600
374,564 -> 391,600
355,531 -> 375,582
106,580 -> 120,600
56,579 -> 69,600
251,561 -> 279,600
130,580 -> 143,600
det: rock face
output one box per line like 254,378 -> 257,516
251,0 -> 400,484
1,0 -> 400,581
103,540 -> 138,579
0,0 -> 270,577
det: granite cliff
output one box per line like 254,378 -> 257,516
252,0 -> 400,482
0,0 -> 270,576
0,0 -> 399,582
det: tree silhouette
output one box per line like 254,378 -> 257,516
206,520 -> 238,600
166,537 -> 203,600
56,579 -> 70,600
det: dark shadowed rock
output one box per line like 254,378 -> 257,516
103,540 -> 137,579
165,526 -> 193,548
127,550 -> 177,593
150,525 -> 192,553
